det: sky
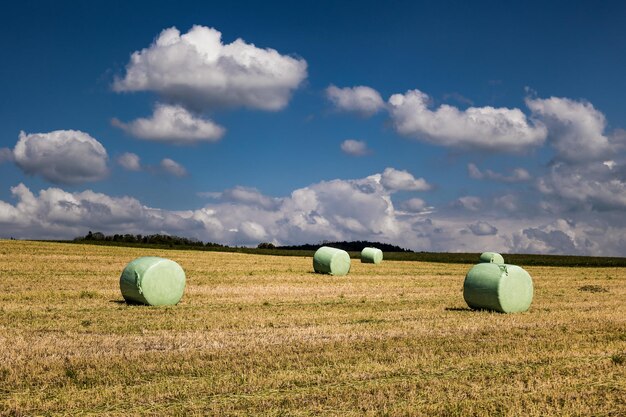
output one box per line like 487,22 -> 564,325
1,0 -> 626,255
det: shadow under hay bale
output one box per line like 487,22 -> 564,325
578,285 -> 609,293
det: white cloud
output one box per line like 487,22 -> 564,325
160,158 -> 187,177
0,148 -> 13,164
468,221 -> 498,236
113,25 -> 307,111
388,89 -> 547,152
340,139 -> 370,156
112,103 -> 225,144
380,167 -> 431,191
326,85 -> 385,116
526,96 -> 612,162
13,130 -> 108,184
468,163 -> 531,182
117,152 -> 141,171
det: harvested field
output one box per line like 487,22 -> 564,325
0,240 -> 624,416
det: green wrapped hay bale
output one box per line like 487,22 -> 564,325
463,263 -> 533,313
120,257 -> 186,306
313,246 -> 351,276
479,251 -> 505,264
361,247 -> 383,264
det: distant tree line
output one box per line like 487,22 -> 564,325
76,231 -> 224,248
76,232 -> 411,253
272,240 -> 413,253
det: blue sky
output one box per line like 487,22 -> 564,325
1,0 -> 626,255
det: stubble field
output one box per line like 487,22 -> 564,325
0,239 -> 624,416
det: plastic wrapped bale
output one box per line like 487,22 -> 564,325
361,247 -> 383,264
479,252 -> 505,264
313,246 -> 351,276
119,257 -> 186,306
463,263 -> 533,313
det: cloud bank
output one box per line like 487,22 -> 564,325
114,25 -> 307,111
2,164 -> 626,255
2,170 -> 625,255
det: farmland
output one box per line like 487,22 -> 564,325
0,239 -> 625,416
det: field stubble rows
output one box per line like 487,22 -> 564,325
0,240 -> 624,416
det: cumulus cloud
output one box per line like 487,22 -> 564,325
526,96 -> 612,163
380,167 -> 431,191
113,25 -> 307,111
388,89 -> 547,152
117,152 -> 141,171
468,163 -> 531,182
326,85 -> 385,116
160,158 -> 187,177
112,103 -> 225,144
340,139 -> 370,156
468,221 -> 498,236
13,130 -> 108,184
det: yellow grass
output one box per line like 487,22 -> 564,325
0,239 -> 624,416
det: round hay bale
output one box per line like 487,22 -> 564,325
313,246 -> 351,276
463,263 -> 533,313
479,251 -> 505,264
119,257 -> 186,306
361,247 -> 383,264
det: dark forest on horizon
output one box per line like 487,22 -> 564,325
57,231 -> 626,268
